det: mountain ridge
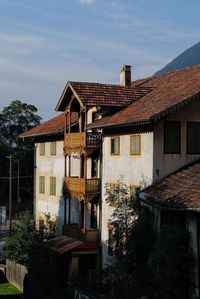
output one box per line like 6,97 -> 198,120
155,42 -> 200,75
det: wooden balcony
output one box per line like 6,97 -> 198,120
65,132 -> 101,150
64,177 -> 100,198
63,224 -> 99,242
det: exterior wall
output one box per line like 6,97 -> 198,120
153,100 -> 200,181
35,140 -> 65,235
101,131 -> 154,267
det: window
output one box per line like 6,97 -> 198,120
164,121 -> 181,154
110,137 -> 120,155
130,135 -> 141,155
39,176 -> 45,194
91,157 -> 98,177
50,141 -> 56,156
40,143 -> 45,155
109,183 -> 120,206
130,185 -> 141,200
80,200 -> 85,229
90,202 -> 97,229
50,177 -> 56,196
187,122 -> 200,154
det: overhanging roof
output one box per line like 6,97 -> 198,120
89,65 -> 200,129
45,236 -> 98,255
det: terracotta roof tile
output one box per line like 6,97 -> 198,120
45,236 -> 98,255
142,160 -> 200,210
20,112 -> 77,138
90,65 -> 200,129
69,81 -> 152,107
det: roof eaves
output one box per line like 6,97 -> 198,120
151,92 -> 200,123
55,82 -> 69,111
89,119 -> 152,130
55,81 -> 84,112
20,129 -> 64,139
140,192 -> 200,212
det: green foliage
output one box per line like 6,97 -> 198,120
3,211 -> 56,266
105,180 -> 138,259
0,100 -> 41,208
0,100 -> 41,150
151,227 -> 193,299
103,211 -> 155,299
0,283 -> 22,295
38,213 -> 56,240
103,181 -> 194,299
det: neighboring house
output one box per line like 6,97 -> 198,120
139,161 -> 200,299
89,65 -> 200,268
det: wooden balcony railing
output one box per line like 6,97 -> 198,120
65,177 -> 100,196
63,224 -> 99,242
65,132 -> 101,149
65,132 -> 85,148
86,132 -> 101,147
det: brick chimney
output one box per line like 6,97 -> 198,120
120,65 -> 132,86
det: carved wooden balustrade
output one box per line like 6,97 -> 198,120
64,177 -> 100,198
65,132 -> 101,150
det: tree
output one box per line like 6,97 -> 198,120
105,180 -> 138,260
0,100 -> 41,150
0,100 -> 41,211
3,210 -> 56,266
103,181 -> 142,298
103,181 -> 193,299
151,227 -> 193,299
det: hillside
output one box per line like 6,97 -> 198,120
155,42 -> 200,75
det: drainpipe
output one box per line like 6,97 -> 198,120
33,144 -> 37,221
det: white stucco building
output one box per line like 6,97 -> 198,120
21,64 -> 200,296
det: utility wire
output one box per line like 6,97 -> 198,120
0,175 -> 34,179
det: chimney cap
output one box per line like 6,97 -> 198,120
121,64 -> 132,69
120,65 -> 132,86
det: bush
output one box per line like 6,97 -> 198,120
3,210 -> 56,266
151,227 -> 194,299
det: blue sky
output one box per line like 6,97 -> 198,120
0,0 -> 200,120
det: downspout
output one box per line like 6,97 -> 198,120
33,144 -> 37,221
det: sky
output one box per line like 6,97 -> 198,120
0,0 -> 200,120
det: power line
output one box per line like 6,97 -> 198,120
0,175 -> 34,179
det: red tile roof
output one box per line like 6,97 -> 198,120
45,236 -> 98,255
70,81 -> 152,107
56,81 -> 152,111
141,160 -> 200,210
89,65 -> 200,129
20,112 -> 77,138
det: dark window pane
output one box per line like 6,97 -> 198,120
187,122 -> 200,154
164,121 -> 181,154
111,137 -> 120,155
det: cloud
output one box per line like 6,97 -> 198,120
79,0 -> 96,4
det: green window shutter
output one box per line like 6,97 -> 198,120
39,176 -> 45,194
130,135 -> 141,155
50,142 -> 56,155
40,143 -> 45,155
50,177 -> 56,196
